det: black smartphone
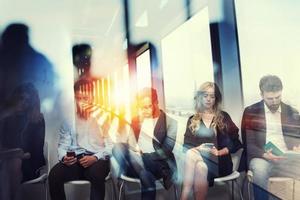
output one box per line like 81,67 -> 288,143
66,151 -> 75,157
77,153 -> 85,160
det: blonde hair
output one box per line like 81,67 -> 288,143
189,82 -> 225,134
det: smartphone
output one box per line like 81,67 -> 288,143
67,151 -> 76,157
77,153 -> 85,160
203,143 -> 215,149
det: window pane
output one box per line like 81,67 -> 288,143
161,7 -> 214,113
136,49 -> 152,90
236,0 -> 300,110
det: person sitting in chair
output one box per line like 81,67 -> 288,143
113,87 -> 178,200
180,82 -> 242,200
49,79 -> 113,200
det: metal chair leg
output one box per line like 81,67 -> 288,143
248,181 -> 252,200
234,179 -> 243,200
43,181 -> 47,200
111,178 -> 117,200
173,184 -> 178,200
231,180 -> 235,200
118,180 -> 125,200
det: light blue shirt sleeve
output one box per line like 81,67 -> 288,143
57,122 -> 72,161
93,135 -> 113,160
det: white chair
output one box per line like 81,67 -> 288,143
246,170 -> 254,200
0,148 -> 24,200
246,170 -> 294,200
118,174 -> 178,200
21,142 -> 49,200
64,172 -> 116,200
213,148 -> 244,200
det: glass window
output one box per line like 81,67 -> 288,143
161,7 -> 214,114
236,0 -> 300,110
136,49 -> 152,90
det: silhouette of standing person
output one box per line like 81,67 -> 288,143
0,83 -> 45,200
0,23 -> 55,200
0,23 -> 56,111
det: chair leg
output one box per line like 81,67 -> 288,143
111,178 -> 117,200
173,184 -> 178,200
234,179 -> 243,200
248,181 -> 251,200
232,180 -> 235,200
118,180 -> 125,200
44,182 -> 48,200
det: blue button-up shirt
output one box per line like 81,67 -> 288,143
57,115 -> 113,161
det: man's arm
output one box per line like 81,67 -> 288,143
93,135 -> 114,160
57,122 -> 72,161
242,108 -> 265,159
286,106 -> 300,150
164,115 -> 177,151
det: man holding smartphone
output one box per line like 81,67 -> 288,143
49,79 -> 113,200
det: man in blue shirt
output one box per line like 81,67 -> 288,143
49,79 -> 112,200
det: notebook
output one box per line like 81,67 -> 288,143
264,141 -> 300,158
264,141 -> 284,156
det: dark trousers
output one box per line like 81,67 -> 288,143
113,143 -> 167,200
48,159 -> 110,200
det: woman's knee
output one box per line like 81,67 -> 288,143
186,148 -> 201,162
195,161 -> 208,176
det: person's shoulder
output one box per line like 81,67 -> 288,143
181,115 -> 194,125
220,110 -> 230,116
281,102 -> 298,112
220,110 -> 233,120
282,102 -> 299,114
184,115 -> 194,121
59,120 -> 72,133
244,101 -> 263,113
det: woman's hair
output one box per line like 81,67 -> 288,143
9,82 -> 42,122
189,82 -> 225,133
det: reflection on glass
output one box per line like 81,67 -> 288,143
236,0 -> 300,110
161,7 -> 214,114
136,49 -> 152,90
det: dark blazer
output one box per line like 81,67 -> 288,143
184,111 -> 242,175
239,100 -> 300,171
131,110 -> 178,189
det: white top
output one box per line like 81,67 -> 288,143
137,117 -> 159,153
265,103 -> 288,152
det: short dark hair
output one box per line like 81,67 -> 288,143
137,87 -> 158,104
259,75 -> 283,93
72,43 -> 92,68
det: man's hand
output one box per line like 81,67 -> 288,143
78,156 -> 98,168
293,145 -> 300,152
263,150 -> 284,161
63,155 -> 77,166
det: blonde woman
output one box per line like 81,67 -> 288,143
180,82 -> 242,200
